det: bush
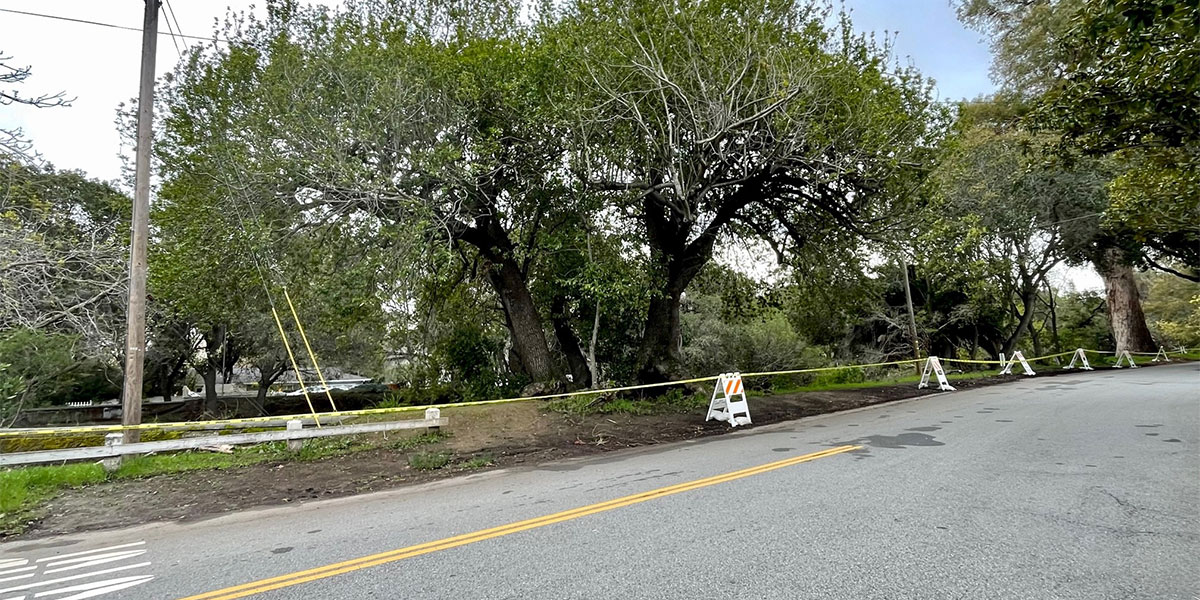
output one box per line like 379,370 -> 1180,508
408,451 -> 451,470
683,302 -> 825,377
811,367 -> 866,386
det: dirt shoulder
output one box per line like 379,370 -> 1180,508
6,365 -> 1170,540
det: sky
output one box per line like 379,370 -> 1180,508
0,0 -> 1104,289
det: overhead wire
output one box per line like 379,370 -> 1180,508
162,0 -> 188,51
158,1 -> 183,58
0,7 -> 228,43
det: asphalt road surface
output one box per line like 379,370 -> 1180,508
3,363 -> 1197,600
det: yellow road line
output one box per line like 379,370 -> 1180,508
177,445 -> 861,600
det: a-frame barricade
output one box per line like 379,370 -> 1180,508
707,372 -> 752,427
918,356 -> 955,391
1113,350 -> 1137,368
1064,348 -> 1092,370
999,350 -> 1035,376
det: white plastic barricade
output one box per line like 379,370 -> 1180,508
1113,350 -> 1138,368
707,372 -> 752,427
918,356 -> 955,391
1065,348 -> 1092,370
1152,347 -> 1170,362
999,350 -> 1036,376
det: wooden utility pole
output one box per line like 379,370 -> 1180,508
900,257 -> 920,373
121,0 -> 160,443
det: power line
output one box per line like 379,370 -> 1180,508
163,0 -> 188,52
0,7 -> 227,43
159,3 -> 183,58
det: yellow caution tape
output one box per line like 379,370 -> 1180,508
0,375 -> 719,438
0,348 -> 1187,440
940,358 -> 1003,365
739,359 -> 924,378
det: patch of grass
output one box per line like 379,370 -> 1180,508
408,451 -> 452,471
0,432 -> 391,536
113,446 -> 284,479
459,454 -> 494,469
296,436 -> 373,461
0,464 -> 105,514
0,463 -> 107,534
390,431 -> 448,450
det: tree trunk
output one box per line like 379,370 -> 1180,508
253,385 -> 271,416
486,257 -> 558,384
585,231 -> 601,387
250,363 -> 284,417
201,365 -> 219,415
1096,247 -> 1156,352
551,295 -> 592,389
637,282 -> 687,384
632,180 -> 761,384
1044,279 -> 1060,353
1001,287 -> 1038,356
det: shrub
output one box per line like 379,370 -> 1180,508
408,451 -> 451,470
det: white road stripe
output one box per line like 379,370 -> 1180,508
0,575 -> 33,586
33,543 -> 144,564
0,595 -> 26,600
0,568 -> 36,578
43,552 -> 146,573
0,560 -> 27,570
0,563 -> 150,595
32,575 -> 154,598
44,576 -> 152,600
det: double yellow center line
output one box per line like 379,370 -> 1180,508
179,444 -> 861,599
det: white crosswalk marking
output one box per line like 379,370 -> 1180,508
32,575 -> 154,599
33,543 -> 144,563
0,567 -> 36,578
43,551 -> 147,574
0,540 -> 151,599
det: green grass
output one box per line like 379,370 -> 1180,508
408,451 -> 451,470
0,463 -> 107,534
390,431 -> 448,450
548,388 -> 708,416
459,454 -> 494,469
0,421 -> 459,536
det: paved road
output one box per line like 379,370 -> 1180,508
3,363 -> 1197,599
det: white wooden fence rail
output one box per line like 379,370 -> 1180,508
0,411 -> 446,468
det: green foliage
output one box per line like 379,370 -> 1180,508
0,329 -> 82,417
811,367 -> 867,387
390,431 -> 448,451
548,388 -> 708,416
0,464 -> 105,515
682,265 -> 826,376
0,159 -> 128,410
1038,0 -> 1198,154
408,451 -> 452,471
459,454 -> 494,469
1055,289 -> 1113,351
1142,271 -> 1200,348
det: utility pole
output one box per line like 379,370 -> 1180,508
121,0 -> 160,443
900,257 -> 921,373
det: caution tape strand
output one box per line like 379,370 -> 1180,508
1,349 -> 1189,440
